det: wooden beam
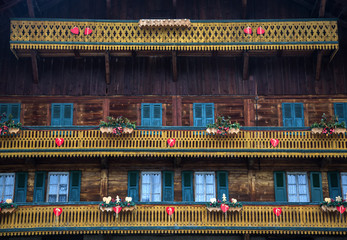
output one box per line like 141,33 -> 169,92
102,99 -> 110,121
172,96 -> 177,126
243,52 -> 249,80
105,52 -> 110,84
242,0 -> 247,19
26,0 -> 35,17
30,50 -> 39,84
315,51 -> 323,81
319,0 -> 327,17
172,51 -> 177,82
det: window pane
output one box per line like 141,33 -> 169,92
59,184 -> 68,194
47,172 -> 69,202
195,172 -> 215,202
0,174 -> 15,201
49,195 -> 57,202
342,173 -> 347,200
141,172 -> 161,202
287,172 -> 308,202
58,194 -> 67,202
48,185 -> 58,194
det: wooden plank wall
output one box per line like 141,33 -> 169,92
1,157 -> 346,202
1,96 -> 347,126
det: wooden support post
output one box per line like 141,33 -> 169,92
172,96 -> 177,126
106,0 -> 112,18
316,51 -> 323,81
105,52 -> 110,84
177,96 -> 182,126
319,0 -> 327,17
172,51 -> 177,82
102,98 -> 110,121
100,159 -> 108,197
242,0 -> 248,19
243,52 -> 249,80
30,50 -> 39,84
27,0 -> 35,17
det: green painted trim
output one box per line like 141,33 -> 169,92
1,148 -> 347,153
10,40 -> 339,46
10,18 -> 338,23
0,226 -> 346,233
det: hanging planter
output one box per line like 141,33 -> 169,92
0,199 -> 17,214
206,116 -> 241,136
0,113 -> 22,135
320,196 -> 347,213
99,116 -> 136,135
310,114 -> 346,136
311,128 -> 323,134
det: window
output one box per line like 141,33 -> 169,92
128,171 -> 174,202
282,103 -> 304,127
0,173 -> 15,201
0,172 -> 27,202
35,171 -> 81,203
141,172 -> 161,202
193,103 -> 214,127
0,103 -> 20,123
47,172 -> 69,202
51,103 -> 73,126
141,103 -> 162,126
334,103 -> 347,124
274,172 -> 321,202
182,171 -> 228,202
195,172 -> 216,202
327,172 -> 347,200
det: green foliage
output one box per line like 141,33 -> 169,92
0,113 -> 22,134
311,113 -> 346,129
99,116 -> 136,129
206,116 -> 240,135
320,196 -> 347,208
0,201 -> 17,209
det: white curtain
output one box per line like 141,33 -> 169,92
287,173 -> 309,202
0,174 -> 15,201
141,172 -> 161,202
48,173 -> 69,202
195,172 -> 215,202
341,173 -> 347,200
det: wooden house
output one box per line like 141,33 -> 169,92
0,0 -> 347,239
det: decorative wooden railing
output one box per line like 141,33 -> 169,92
10,18 -> 338,52
0,129 -> 346,158
0,204 -> 346,236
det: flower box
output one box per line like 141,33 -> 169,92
1,208 -> 16,214
206,207 -> 221,212
228,207 -> 242,212
311,128 -> 323,134
123,206 -> 136,212
335,128 -> 346,134
8,128 -> 20,134
227,128 -> 240,134
321,205 -> 338,212
99,206 -> 113,212
100,127 -> 113,134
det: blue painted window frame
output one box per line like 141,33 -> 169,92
282,103 -> 304,127
0,103 -> 21,123
51,103 -> 73,126
193,103 -> 214,127
334,103 -> 347,125
141,103 -> 162,127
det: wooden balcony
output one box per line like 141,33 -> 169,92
10,18 -> 338,57
0,203 -> 346,236
0,128 -> 346,158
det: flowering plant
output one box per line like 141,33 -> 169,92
0,113 -> 22,135
0,199 -> 17,209
99,116 -> 136,135
99,195 -> 136,208
311,113 -> 346,135
206,197 -> 221,208
320,196 -> 347,208
206,116 -> 240,136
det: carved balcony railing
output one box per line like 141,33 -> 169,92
0,204 -> 346,236
10,18 -> 338,53
0,129 -> 346,158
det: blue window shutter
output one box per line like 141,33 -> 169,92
328,172 -> 341,199
63,104 -> 73,125
310,172 -> 323,202
282,103 -> 293,127
69,171 -> 81,202
162,171 -> 174,201
182,171 -> 193,201
152,104 -> 162,126
141,104 -> 151,126
0,104 -> 8,119
10,104 -> 21,123
14,172 -> 27,203
51,104 -> 62,126
334,103 -> 346,124
128,171 -> 139,202
217,171 -> 228,201
34,172 -> 46,202
205,103 -> 214,125
274,172 -> 287,202
193,103 -> 203,126
293,103 -> 304,127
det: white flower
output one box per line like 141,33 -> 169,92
116,195 -> 120,203
210,198 -> 216,203
5,199 -> 12,204
325,197 -> 331,203
231,198 -> 237,204
103,196 -> 112,204
222,194 -> 227,202
336,196 -> 342,202
125,197 -> 132,202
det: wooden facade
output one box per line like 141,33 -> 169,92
1,0 -> 347,239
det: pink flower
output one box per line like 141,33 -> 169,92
3,126 -> 8,130
128,203 -> 130,206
